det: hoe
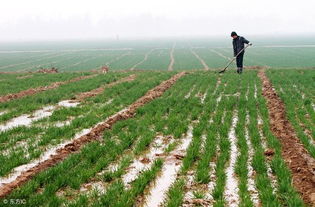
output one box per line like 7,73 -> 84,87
218,44 -> 251,73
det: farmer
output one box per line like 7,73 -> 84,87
231,31 -> 252,74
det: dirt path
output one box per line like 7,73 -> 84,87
258,70 -> 315,205
130,49 -> 155,70
0,74 -> 97,103
0,72 -> 187,198
168,43 -> 176,71
190,49 -> 209,70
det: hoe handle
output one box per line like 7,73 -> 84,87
219,44 -> 251,73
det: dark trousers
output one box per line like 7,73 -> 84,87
236,52 -> 244,68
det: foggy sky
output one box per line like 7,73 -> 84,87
1,0 -> 314,41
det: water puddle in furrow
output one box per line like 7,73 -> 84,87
54,119 -> 74,127
201,91 -> 208,104
185,85 -> 196,99
245,114 -> 260,206
183,134 -> 216,207
0,100 -> 79,131
77,133 -> 175,195
122,134 -> 173,187
257,116 -> 278,192
224,111 -> 240,207
279,87 -> 284,94
143,125 -> 193,207
54,99 -> 113,128
0,111 -> 8,116
0,128 -> 92,188
207,159 -> 218,201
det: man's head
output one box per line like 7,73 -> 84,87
231,31 -> 238,39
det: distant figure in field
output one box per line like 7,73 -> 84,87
231,31 -> 252,74
101,65 -> 109,73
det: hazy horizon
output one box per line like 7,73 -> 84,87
1,0 -> 314,42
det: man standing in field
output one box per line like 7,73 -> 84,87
231,31 -> 252,74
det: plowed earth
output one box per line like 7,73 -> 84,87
258,70 -> 315,205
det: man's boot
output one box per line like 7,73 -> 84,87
237,68 -> 240,74
239,67 -> 243,74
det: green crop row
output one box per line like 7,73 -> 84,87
1,72 -> 213,206
0,73 -> 85,96
266,69 -> 315,158
0,72 -> 173,177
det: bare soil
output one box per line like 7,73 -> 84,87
258,70 -> 315,205
0,72 -> 186,198
0,74 -> 96,103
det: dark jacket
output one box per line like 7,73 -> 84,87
232,36 -> 249,56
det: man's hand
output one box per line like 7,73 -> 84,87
248,43 -> 253,46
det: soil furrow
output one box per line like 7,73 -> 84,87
258,70 -> 315,205
0,74 -> 97,103
0,72 -> 186,198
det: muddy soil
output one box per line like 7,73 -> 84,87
258,70 -> 315,205
0,75 -> 97,103
0,72 -> 186,198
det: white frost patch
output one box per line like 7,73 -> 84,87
224,112 -> 239,207
0,100 -> 81,132
0,106 -> 54,131
185,85 -> 196,99
245,86 -> 249,101
216,95 -> 222,106
201,91 -> 208,104
55,119 -> 73,127
0,111 -> 8,116
207,161 -> 217,200
0,128 -> 92,188
80,181 -> 107,194
245,114 -> 260,206
105,99 -> 113,105
122,135 -> 167,186
279,87 -> 284,94
257,115 -> 278,192
58,100 -> 79,108
212,78 -> 221,96
143,126 -> 193,207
